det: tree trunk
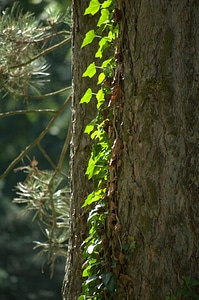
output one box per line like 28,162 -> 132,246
62,1 -> 97,299
63,0 -> 199,299
116,1 -> 199,299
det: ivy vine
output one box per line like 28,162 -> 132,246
78,0 -> 132,299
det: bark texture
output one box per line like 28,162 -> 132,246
116,0 -> 199,299
63,0 -> 199,299
62,1 -> 97,299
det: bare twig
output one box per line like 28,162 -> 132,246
0,84 -> 71,101
0,94 -> 71,179
37,143 -> 57,170
28,86 -> 72,99
51,121 -> 72,181
10,37 -> 71,69
37,142 -> 68,178
0,109 -> 57,118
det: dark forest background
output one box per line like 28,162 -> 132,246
0,0 -> 71,299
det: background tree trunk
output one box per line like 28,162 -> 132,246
63,1 -> 199,299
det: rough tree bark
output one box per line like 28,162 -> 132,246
117,1 -> 199,299
63,1 -> 199,299
62,1 -> 97,299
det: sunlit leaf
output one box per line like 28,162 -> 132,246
84,0 -> 100,15
85,155 -> 95,179
82,189 -> 106,208
97,72 -> 105,84
83,62 -> 96,78
95,36 -> 111,59
96,89 -> 105,108
81,29 -> 96,48
97,9 -> 110,27
85,121 -> 95,134
77,296 -> 86,300
80,88 -> 92,103
101,0 -> 112,8
101,58 -> 113,68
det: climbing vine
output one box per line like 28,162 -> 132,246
78,0 -> 131,299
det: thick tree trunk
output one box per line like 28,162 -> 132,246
63,1 -> 199,299
116,1 -> 199,299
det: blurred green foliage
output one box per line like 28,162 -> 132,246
0,0 -> 72,299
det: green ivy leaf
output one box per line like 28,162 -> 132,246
82,265 -> 91,277
88,204 -> 106,222
83,261 -> 101,278
101,58 -> 113,68
81,29 -> 96,48
85,145 -> 105,180
85,149 -> 108,181
83,62 -> 96,78
99,36 -> 111,46
108,28 -> 117,40
96,89 -> 105,108
82,189 -> 106,208
95,48 -> 103,59
97,72 -> 106,84
86,156 -> 95,179
86,275 -> 99,285
97,9 -> 110,27
84,0 -> 100,15
80,88 -> 92,104
101,0 -> 112,8
95,36 -> 111,58
85,121 -> 95,134
100,272 -> 116,293
77,296 -> 86,300
183,276 -> 199,287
